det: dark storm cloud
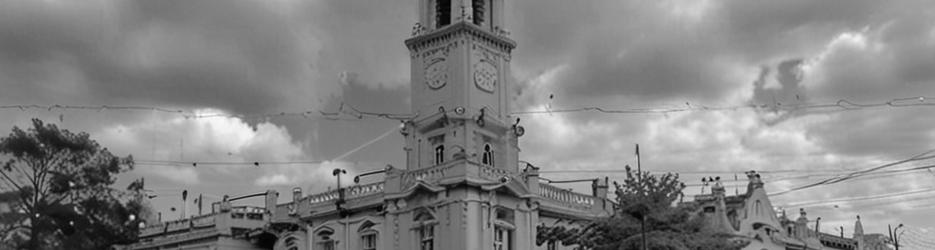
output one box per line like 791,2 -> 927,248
0,0 -> 317,114
806,109 -> 935,158
510,0 -> 735,102
508,0 -> 933,105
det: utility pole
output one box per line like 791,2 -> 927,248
181,190 -> 188,219
333,168 -> 348,250
815,217 -> 821,236
636,144 -> 646,250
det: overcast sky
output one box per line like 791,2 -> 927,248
1,0 -> 935,244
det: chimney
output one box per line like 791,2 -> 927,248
523,163 -> 540,195
292,187 -> 303,204
265,190 -> 278,215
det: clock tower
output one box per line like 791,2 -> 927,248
403,0 -> 519,173
384,1 -> 535,250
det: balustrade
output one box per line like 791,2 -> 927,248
346,181 -> 385,199
538,183 -> 596,210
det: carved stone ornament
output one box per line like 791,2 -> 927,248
424,54 -> 448,90
473,49 -> 498,93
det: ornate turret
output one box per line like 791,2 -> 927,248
853,215 -> 864,237
854,215 -> 866,250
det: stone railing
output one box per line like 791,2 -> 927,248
539,183 -> 596,210
165,218 -> 190,232
346,181 -> 385,199
140,223 -> 166,236
305,182 -> 385,206
308,190 -> 340,204
401,164 -> 456,187
479,165 -> 510,181
190,214 -> 215,228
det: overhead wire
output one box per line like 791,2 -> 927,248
778,187 -> 935,208
769,149 -> 935,196
511,96 -> 934,115
2,95 -> 933,122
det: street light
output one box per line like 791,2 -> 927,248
889,224 -> 905,250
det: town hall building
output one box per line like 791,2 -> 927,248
121,1 -> 892,250
125,0 -> 615,249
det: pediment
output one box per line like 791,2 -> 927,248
481,178 -> 534,198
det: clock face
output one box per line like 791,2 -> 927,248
472,46 -> 499,93
425,57 -> 448,90
474,60 -> 497,93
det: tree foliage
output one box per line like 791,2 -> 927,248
537,166 -> 747,250
0,119 -> 148,249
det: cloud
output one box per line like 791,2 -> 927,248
95,109 -> 306,184
254,161 -> 362,191
0,0 -> 341,115
2,0 -> 935,235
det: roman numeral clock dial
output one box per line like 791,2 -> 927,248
473,49 -> 498,93
424,48 -> 449,90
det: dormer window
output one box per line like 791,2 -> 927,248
482,143 -> 494,167
435,0 -> 451,28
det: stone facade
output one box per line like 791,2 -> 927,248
118,1 -> 897,250
687,171 -> 891,250
121,1 -> 614,250
124,193 -> 279,250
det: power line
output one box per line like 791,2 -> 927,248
769,149 -> 935,196
778,187 -> 935,208
2,95 -> 932,122
512,96 -> 934,115
0,102 -> 413,122
539,168 -> 860,174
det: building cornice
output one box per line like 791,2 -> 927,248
405,21 -> 516,53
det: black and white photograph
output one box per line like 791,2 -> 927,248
1,0 -> 934,249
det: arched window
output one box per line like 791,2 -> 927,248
434,145 -> 445,165
493,208 -> 514,250
482,143 -> 494,167
283,236 -> 301,250
435,0 -> 451,28
359,221 -> 378,250
471,0 -> 485,26
316,228 -> 336,250
755,200 -> 762,216
414,211 -> 437,250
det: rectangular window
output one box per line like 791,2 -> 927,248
494,227 -> 511,250
320,241 -> 335,250
435,0 -> 451,28
419,226 -> 435,250
362,234 -> 377,250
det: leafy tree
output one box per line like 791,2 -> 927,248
0,119 -> 148,249
537,166 -> 747,250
